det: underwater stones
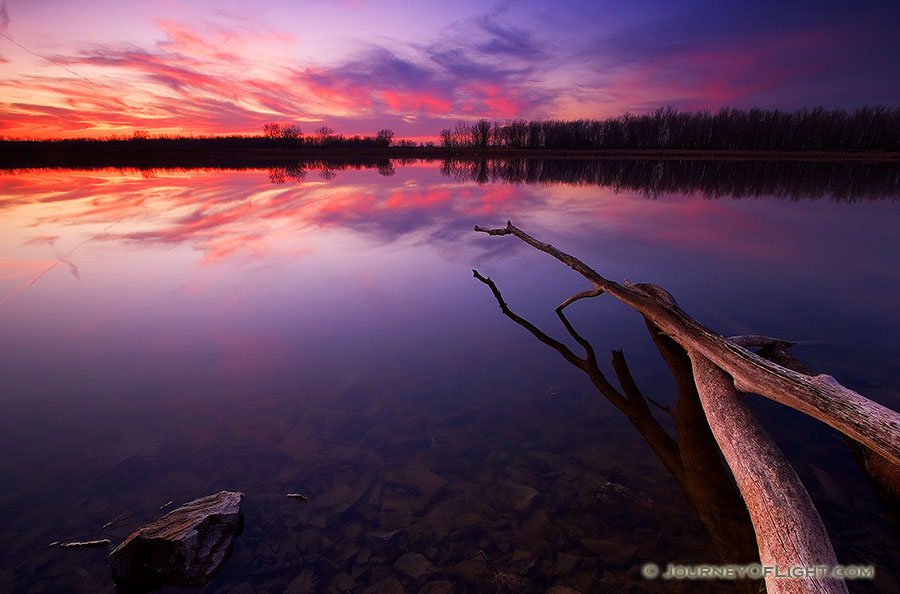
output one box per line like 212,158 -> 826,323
546,586 -> 582,594
509,550 -> 538,575
393,552 -> 434,582
579,538 -> 638,565
328,571 -> 357,592
108,491 -> 243,591
311,484 -> 357,513
384,462 -> 446,501
416,581 -> 454,594
284,569 -> 317,594
365,529 -> 409,561
501,481 -> 540,513
452,556 -> 492,585
362,577 -> 406,594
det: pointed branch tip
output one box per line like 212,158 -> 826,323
474,221 -> 516,235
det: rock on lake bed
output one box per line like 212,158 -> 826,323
109,491 -> 244,591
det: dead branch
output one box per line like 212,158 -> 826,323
473,269 -> 684,482
691,354 -> 847,594
474,221 -> 900,467
473,222 -> 898,593
474,269 -> 762,592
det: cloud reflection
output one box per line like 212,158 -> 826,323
2,160 -> 898,298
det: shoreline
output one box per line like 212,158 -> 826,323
3,143 -> 900,170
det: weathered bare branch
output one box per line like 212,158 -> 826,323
475,270 -> 762,590
472,268 -> 685,481
558,288 -> 604,311
475,222 -> 900,466
473,269 -> 585,370
728,335 -> 796,349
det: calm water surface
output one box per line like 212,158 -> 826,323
1,161 -> 899,594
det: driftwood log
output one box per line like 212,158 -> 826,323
474,222 -> 900,594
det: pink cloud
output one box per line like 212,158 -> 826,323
384,189 -> 451,209
0,15 -> 545,139
611,27 -> 841,111
382,90 -> 451,114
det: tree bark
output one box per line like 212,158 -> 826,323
691,354 -> 847,594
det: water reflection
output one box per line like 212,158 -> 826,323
439,158 -> 900,201
474,271 -> 762,594
1,163 -> 899,593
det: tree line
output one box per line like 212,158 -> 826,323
261,123 -> 403,148
439,106 -> 900,151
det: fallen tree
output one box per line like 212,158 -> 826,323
474,222 -> 900,466
473,222 -> 900,593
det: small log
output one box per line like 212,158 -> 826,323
62,539 -> 111,549
102,511 -> 134,530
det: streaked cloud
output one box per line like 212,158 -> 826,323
1,0 -> 898,139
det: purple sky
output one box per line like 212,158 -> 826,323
1,0 -> 898,139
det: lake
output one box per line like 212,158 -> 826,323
1,159 -> 899,594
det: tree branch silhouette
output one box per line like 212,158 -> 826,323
473,268 -> 762,594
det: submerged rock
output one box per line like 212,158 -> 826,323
501,481 -> 540,513
393,552 -> 434,582
108,491 -> 244,592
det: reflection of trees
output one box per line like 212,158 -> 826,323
376,161 -> 395,177
265,159 -> 395,183
442,158 -> 900,202
268,164 -> 307,184
473,271 -> 762,594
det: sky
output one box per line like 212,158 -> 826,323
1,0 -> 899,140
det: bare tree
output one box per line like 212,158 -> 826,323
375,128 -> 394,148
473,119 -> 492,148
263,122 -> 281,139
315,125 -> 334,146
280,124 -> 302,147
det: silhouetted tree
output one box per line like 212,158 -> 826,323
473,119 -> 491,148
280,124 -> 303,147
315,125 -> 334,146
436,107 -> 900,152
375,129 -> 394,148
263,122 -> 281,146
